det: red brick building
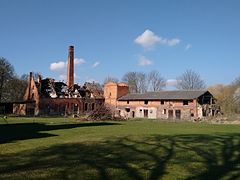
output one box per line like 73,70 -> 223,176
14,46 -> 104,116
104,82 -> 217,119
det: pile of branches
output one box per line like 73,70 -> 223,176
87,105 -> 113,121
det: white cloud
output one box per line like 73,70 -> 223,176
92,61 -> 100,68
166,79 -> 179,86
134,29 -> 180,49
50,58 -> 85,71
50,61 -> 66,71
167,38 -> 181,46
74,58 -> 86,65
135,29 -> 161,49
185,44 -> 192,51
138,55 -> 153,66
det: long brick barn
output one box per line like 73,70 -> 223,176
104,82 -> 218,119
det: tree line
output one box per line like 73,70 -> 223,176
105,69 -> 206,93
0,57 -> 28,103
208,79 -> 240,114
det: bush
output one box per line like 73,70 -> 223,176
87,105 -> 113,121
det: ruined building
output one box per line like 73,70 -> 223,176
104,82 -> 218,119
13,46 -> 217,119
14,46 -> 104,116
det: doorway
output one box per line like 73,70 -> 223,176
144,109 -> 148,118
175,110 -> 181,119
132,111 -> 135,118
168,110 -> 173,119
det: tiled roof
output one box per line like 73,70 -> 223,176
118,90 -> 210,101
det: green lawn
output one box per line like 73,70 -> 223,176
0,117 -> 240,179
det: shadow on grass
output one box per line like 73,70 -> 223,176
0,122 -> 120,144
0,134 -> 239,179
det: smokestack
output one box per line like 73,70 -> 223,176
67,46 -> 74,88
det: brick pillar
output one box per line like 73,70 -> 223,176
67,46 -> 74,88
28,72 -> 33,100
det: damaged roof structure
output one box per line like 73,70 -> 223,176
14,46 -> 104,116
13,45 -> 219,120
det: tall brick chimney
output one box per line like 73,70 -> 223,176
67,46 -> 74,88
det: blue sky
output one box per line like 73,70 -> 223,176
0,0 -> 240,88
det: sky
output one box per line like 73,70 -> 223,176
0,0 -> 240,89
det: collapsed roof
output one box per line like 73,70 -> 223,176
36,77 -> 104,99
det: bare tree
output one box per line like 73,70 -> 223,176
20,72 -> 41,81
148,70 -> 166,91
103,76 -> 119,84
0,57 -> 15,102
176,69 -> 206,90
232,76 -> 240,113
122,72 -> 147,93
137,72 -> 147,93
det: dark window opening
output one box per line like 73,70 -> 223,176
74,104 -> 78,113
132,111 -> 135,118
175,110 -> 181,119
144,100 -> 148,105
125,108 -> 130,112
183,100 -> 188,105
84,103 -> 88,111
92,103 -> 95,110
191,109 -> 194,117
161,100 -> 164,105
163,109 -> 166,114
127,101 -> 129,104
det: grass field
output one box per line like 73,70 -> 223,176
0,117 -> 240,179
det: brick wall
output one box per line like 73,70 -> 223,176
117,99 -> 199,119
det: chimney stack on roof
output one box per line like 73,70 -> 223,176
67,46 -> 74,88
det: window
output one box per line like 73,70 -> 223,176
191,109 -> 194,117
183,100 -> 188,105
125,108 -> 130,112
127,101 -> 129,104
74,104 -> 78,113
144,100 -> 148,105
161,100 -> 164,105
84,103 -> 88,111
162,109 -> 166,114
92,103 -> 95,110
